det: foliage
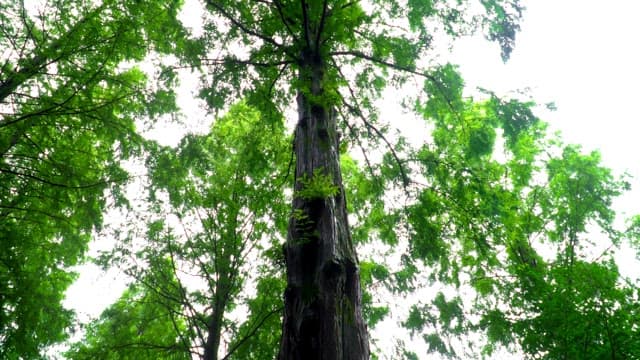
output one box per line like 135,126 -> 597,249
386,65 -> 640,358
296,168 -> 340,200
65,261 -> 191,360
3,0 -> 639,359
96,102 -> 289,358
193,0 -> 523,142
0,0 -> 192,357
179,0 -> 525,358
226,275 -> 286,360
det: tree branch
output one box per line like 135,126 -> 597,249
335,104 -> 378,186
315,0 -> 329,52
205,1 -> 296,59
331,50 -> 467,138
331,60 -> 410,189
202,56 -> 294,68
331,50 -> 426,77
0,166 -> 121,189
272,0 -> 299,42
0,3 -> 108,104
300,0 -> 312,48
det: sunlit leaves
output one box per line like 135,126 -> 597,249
544,145 -> 626,242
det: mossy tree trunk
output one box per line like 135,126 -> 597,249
278,48 -> 369,360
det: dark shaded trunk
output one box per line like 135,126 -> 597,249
278,51 -> 369,359
203,307 -> 223,360
203,277 -> 232,360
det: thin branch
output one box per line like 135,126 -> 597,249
0,204 -> 73,224
0,54 -> 118,129
331,50 -> 463,116
331,50 -> 426,77
278,136 -> 295,188
0,2 -> 107,103
315,0 -> 329,52
300,0 -> 312,48
164,225 -> 196,354
0,166 -> 121,189
335,104 -> 377,183
331,61 -> 410,189
356,105 -> 409,188
205,1 -> 296,59
272,0 -> 298,42
19,0 -> 39,47
202,56 -> 294,68
221,306 -> 283,360
268,62 -> 289,97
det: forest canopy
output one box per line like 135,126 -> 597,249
0,0 -> 639,359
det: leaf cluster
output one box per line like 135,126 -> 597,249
0,0 -> 192,357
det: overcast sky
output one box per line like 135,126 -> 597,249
454,0 -> 640,208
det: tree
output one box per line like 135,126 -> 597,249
97,102 -> 289,359
190,1 -> 523,358
78,97 -> 404,359
0,0 -> 191,356
10,1 -> 638,359
476,145 -> 640,359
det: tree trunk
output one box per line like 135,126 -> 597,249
278,51 -> 369,359
203,279 -> 231,360
203,308 -> 222,360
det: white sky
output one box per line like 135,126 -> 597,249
63,0 -> 640,356
457,0 -> 640,172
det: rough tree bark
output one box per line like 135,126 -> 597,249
278,47 -> 370,359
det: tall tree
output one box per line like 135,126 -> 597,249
193,1 -> 523,358
0,0 -> 191,356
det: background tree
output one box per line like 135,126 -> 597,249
475,145 -> 640,359
96,102 -> 289,359
0,0 -> 192,356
